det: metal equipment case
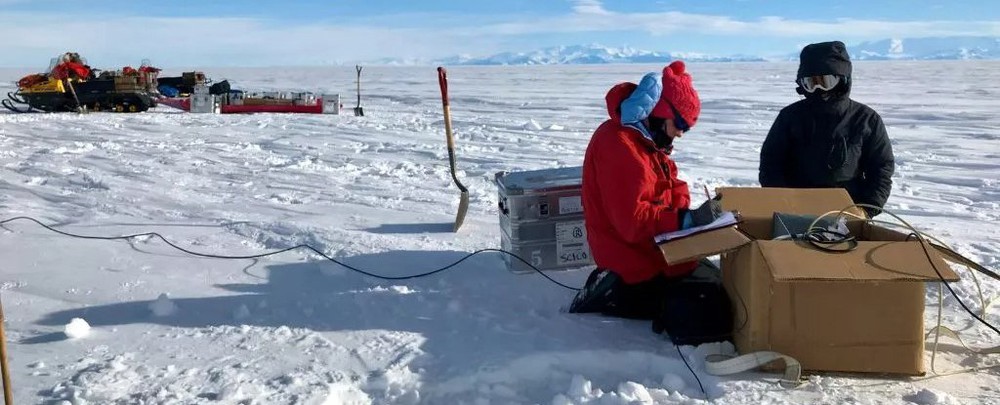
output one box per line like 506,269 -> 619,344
495,166 -> 594,273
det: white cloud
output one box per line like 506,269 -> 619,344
0,1 -> 997,66
0,13 -> 504,67
468,3 -> 1000,38
571,0 -> 610,15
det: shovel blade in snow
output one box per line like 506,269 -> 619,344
454,191 -> 470,232
354,107 -> 364,116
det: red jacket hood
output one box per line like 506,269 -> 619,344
605,82 -> 638,123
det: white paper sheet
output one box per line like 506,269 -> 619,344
654,211 -> 739,244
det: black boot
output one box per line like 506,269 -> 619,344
569,268 -> 620,314
569,268 -> 666,320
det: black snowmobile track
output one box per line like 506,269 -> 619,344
4,89 -> 154,113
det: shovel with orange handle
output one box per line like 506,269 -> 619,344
437,67 -> 469,232
0,293 -> 13,405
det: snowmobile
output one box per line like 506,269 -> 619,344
3,53 -> 159,113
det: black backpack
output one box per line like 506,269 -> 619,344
652,264 -> 734,346
209,80 -> 231,95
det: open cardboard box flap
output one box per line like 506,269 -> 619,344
659,226 -> 751,265
717,187 -> 867,220
757,240 -> 959,282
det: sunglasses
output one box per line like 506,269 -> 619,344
666,101 -> 691,133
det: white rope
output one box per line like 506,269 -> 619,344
928,282 -> 1000,376
704,351 -> 803,388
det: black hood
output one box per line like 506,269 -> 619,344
796,41 -> 853,106
797,41 -> 852,79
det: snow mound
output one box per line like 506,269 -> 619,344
427,349 -> 716,403
64,318 -> 91,339
903,388 -> 960,405
149,293 -> 179,317
523,119 -> 543,130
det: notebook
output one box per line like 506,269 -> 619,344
654,211 -> 740,244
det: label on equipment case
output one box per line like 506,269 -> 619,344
559,196 -> 583,215
555,220 -> 590,266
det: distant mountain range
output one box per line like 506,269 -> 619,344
374,36 -> 1000,66
441,44 -> 766,65
373,44 -> 764,66
850,36 -> 1000,60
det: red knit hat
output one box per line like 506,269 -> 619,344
651,61 -> 700,128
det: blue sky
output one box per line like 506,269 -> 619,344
0,0 -> 997,67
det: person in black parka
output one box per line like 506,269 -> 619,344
759,41 -> 895,217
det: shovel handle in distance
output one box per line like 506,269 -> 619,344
437,67 -> 456,151
355,65 -> 362,105
437,67 -> 449,107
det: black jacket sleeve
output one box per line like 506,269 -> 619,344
759,109 -> 791,187
859,114 -> 894,213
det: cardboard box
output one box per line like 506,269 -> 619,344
657,187 -> 959,375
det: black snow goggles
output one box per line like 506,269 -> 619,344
799,74 -> 842,93
667,101 -> 691,133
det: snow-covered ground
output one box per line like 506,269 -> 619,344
0,61 -> 998,404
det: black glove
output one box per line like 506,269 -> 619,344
689,198 -> 723,227
862,205 -> 882,218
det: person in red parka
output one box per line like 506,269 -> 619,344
569,61 -> 723,320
